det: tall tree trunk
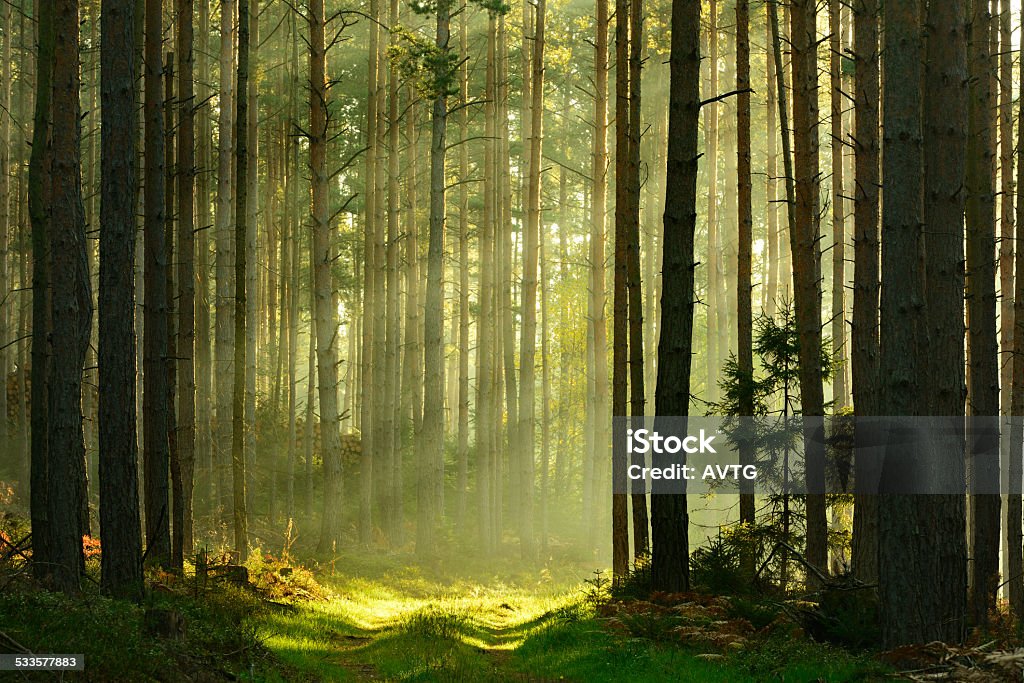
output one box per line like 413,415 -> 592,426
476,14 -> 497,552
0,0 -> 10,455
243,0 -> 258,542
705,0 -> 719,400
1009,0 -> 1024,620
175,0 -> 195,564
611,0 -> 630,579
518,0 -> 544,561
418,0 -> 451,556
28,0 -> 55,582
164,52 -> 180,571
997,0 -> 1017,613
850,0 -> 880,585
764,16 -> 779,317
309,0 -> 343,553
360,0 -> 379,548
49,0 -> 91,593
735,0 -> 754,535
231,0 -> 250,560
143,0 -> 171,569
382,0 -> 402,543
651,0 -> 697,593
922,0 -> 970,645
99,0 -> 143,601
455,7 -> 470,531
585,0 -> 610,550
215,0 -> 235,531
626,0 -> 648,561
966,0 -> 1000,627
879,0 -> 969,647
790,0 -> 827,582
195,0 -> 214,526
829,0 -> 848,409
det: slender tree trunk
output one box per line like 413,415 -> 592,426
231,0 -> 250,560
790,0 -> 827,582
175,0 -> 195,560
164,52 -> 180,571
765,16 -> 779,317
418,0 -> 451,556
705,0 -> 719,400
651,0 -> 697,593
611,0 -> 630,579
455,7 -> 470,530
1009,0 -> 1024,620
966,0 -> 1000,627
143,0 -> 171,568
476,14 -> 497,552
243,0 -> 258,541
518,0 -> 544,560
28,0 -> 54,582
48,0 -> 91,594
195,0 -> 213,527
381,0 -> 402,544
308,0 -> 343,553
997,0 -> 1017,613
0,0 -> 10,455
360,0 -> 379,548
625,0 -> 648,560
215,0 -> 236,530
587,0 -> 610,551
736,0 -> 754,535
850,0 -> 880,585
829,0 -> 848,409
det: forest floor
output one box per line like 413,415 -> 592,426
250,551 -> 892,682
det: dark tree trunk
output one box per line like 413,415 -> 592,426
650,0 -> 698,594
611,0 -> 630,580
735,0 -> 753,534
48,0 -> 92,594
99,0 -> 143,602
143,0 -> 171,569
176,0 -> 196,565
231,0 -> 250,560
1010,0 -> 1024,620
966,0 -> 1000,628
28,0 -> 54,583
850,0 -> 880,585
790,0 -> 827,584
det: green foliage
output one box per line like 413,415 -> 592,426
611,555 -> 652,601
0,579 -> 270,680
690,535 -> 747,595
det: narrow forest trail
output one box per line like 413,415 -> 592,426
256,554 -> 590,681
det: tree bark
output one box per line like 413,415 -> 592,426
28,0 -> 54,583
650,0 -> 698,594
735,0 -> 754,534
99,0 -> 143,602
143,0 -> 171,569
966,0 -> 1000,627
231,0 -> 250,560
308,0 -> 344,553
850,0 -> 880,585
48,0 -> 92,594
790,0 -> 827,583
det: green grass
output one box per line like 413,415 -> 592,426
0,570 -> 273,681
253,552 -> 894,682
